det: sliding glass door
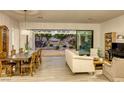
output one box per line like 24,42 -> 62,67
76,30 -> 93,56
33,29 -> 76,50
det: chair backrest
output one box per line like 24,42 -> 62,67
11,49 -> 16,56
38,49 -> 42,57
37,49 -> 42,58
19,48 -> 23,53
30,52 -> 36,64
90,48 -> 99,58
36,50 -> 41,61
0,52 -> 7,58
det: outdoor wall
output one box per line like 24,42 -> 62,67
0,12 -> 20,53
20,22 -> 101,50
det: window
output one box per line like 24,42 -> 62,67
76,30 -> 93,56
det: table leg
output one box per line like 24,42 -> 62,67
0,61 -> 2,77
15,60 -> 21,75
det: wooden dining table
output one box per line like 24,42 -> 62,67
9,51 -> 34,61
0,51 -> 34,76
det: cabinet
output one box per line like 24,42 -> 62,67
105,32 -> 116,60
0,25 -> 9,57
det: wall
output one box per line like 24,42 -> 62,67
101,14 -> 124,53
0,12 -> 20,53
20,22 -> 101,50
1,12 -> 124,55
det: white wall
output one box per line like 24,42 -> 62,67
1,11 -> 124,56
0,13 -> 20,53
20,22 -> 101,50
101,14 -> 124,52
0,13 -> 102,52
101,15 -> 124,34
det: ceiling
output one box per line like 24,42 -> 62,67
1,10 -> 124,23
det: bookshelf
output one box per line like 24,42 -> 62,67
104,32 -> 116,60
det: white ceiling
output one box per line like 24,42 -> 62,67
1,10 -> 124,23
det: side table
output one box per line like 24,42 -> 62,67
94,58 -> 104,70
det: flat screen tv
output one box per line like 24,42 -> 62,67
112,43 -> 124,58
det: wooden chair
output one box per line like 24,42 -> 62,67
19,48 -> 23,54
6,49 -> 17,76
11,49 -> 16,56
38,49 -> 42,64
39,49 -> 42,64
35,49 -> 42,68
20,52 -> 36,76
0,52 -> 6,76
0,61 -> 2,77
0,51 -> 16,77
0,52 -> 7,77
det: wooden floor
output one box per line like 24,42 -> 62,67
0,56 -> 109,82
42,50 -> 65,56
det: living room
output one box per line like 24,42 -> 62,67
1,0 -> 124,93
0,10 -> 124,82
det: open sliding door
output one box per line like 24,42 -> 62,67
76,30 -> 93,56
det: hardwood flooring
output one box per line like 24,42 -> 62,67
0,56 -> 109,82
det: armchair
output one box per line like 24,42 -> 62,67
103,57 -> 124,81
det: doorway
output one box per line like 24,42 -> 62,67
76,30 -> 93,56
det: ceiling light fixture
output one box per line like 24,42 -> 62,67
21,10 -> 30,35
21,10 -> 30,51
24,10 -> 27,30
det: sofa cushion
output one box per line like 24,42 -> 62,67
73,55 -> 93,60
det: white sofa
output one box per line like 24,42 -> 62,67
65,49 -> 95,73
103,57 -> 124,81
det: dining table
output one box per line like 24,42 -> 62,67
0,50 -> 34,76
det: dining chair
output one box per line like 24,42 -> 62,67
0,51 -> 16,77
19,48 -> 23,54
11,49 -> 16,56
20,52 -> 36,76
38,49 -> 42,64
0,61 -> 2,77
0,52 -> 7,77
35,50 -> 41,68
6,49 -> 17,76
39,49 -> 42,64
0,51 -> 7,76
